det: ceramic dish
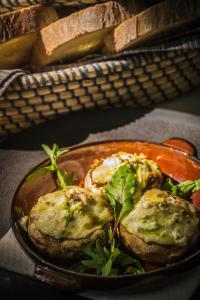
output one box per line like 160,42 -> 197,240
11,138 -> 200,292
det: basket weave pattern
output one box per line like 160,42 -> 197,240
0,49 -> 200,140
0,0 -> 108,13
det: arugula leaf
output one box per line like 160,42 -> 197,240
105,165 -> 136,236
64,171 -> 74,185
45,165 -> 55,172
101,228 -> 121,276
101,247 -> 120,276
116,252 -> 144,274
106,165 -> 135,207
26,144 -> 72,188
26,166 -> 49,182
80,241 -> 107,275
57,149 -> 71,157
77,227 -> 144,276
178,179 -> 200,194
164,178 -> 200,198
41,144 -> 73,189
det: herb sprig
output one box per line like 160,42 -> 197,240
164,178 -> 200,198
105,165 -> 136,237
26,144 -> 73,188
76,228 -> 144,276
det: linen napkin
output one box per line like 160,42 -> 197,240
0,108 -> 200,299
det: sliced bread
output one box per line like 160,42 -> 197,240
31,1 -> 130,66
104,0 -> 200,53
0,5 -> 58,69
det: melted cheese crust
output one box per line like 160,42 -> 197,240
30,186 -> 111,240
122,189 -> 199,246
84,152 -> 163,198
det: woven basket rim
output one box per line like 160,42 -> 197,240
4,48 -> 197,91
0,46 -> 200,141
29,47 -> 200,73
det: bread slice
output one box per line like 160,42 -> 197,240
0,5 -> 58,69
104,0 -> 200,53
31,1 -> 130,66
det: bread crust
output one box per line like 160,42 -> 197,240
104,0 -> 200,53
31,1 -> 130,65
43,0 -> 129,53
0,5 -> 58,43
120,224 -> 200,264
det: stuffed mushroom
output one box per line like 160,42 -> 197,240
84,152 -> 163,200
120,189 -> 200,263
28,186 -> 111,261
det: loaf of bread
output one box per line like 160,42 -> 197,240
0,5 -> 58,69
104,0 -> 200,53
31,1 -> 130,66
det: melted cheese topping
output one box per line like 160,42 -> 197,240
84,152 -> 162,198
30,186 -> 111,240
122,189 -> 199,246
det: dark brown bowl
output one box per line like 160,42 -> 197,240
10,138 -> 200,292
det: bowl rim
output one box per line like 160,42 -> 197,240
10,139 -> 200,280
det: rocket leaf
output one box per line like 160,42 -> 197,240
164,178 -> 200,198
105,165 -> 136,236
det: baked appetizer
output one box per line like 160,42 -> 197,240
121,189 -> 200,263
28,186 -> 111,261
22,144 -> 200,276
84,152 -> 163,198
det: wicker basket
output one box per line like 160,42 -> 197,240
1,49 -> 200,140
1,1 -> 200,141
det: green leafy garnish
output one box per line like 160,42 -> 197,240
26,144 -> 73,188
164,178 -> 200,198
105,165 -> 136,236
42,144 -> 73,189
26,165 -> 49,182
76,228 -> 144,276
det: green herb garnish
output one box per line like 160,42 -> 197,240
75,228 -> 144,276
26,144 -> 73,188
72,165 -> 143,277
105,165 -> 136,237
26,165 -> 50,182
164,178 -> 200,198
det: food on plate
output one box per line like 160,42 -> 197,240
84,152 -> 163,197
103,0 -> 200,53
28,186 -> 111,261
31,1 -> 130,66
121,189 -> 200,263
20,144 -> 200,276
0,5 -> 58,69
